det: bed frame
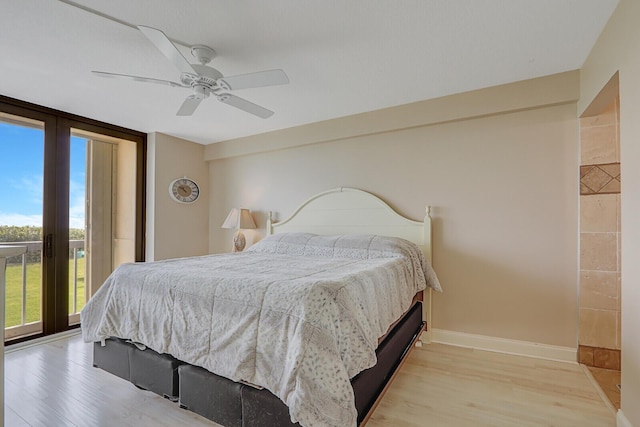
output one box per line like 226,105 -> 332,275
92,187 -> 433,426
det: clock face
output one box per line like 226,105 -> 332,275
169,178 -> 200,204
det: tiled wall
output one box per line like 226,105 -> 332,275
578,98 -> 621,370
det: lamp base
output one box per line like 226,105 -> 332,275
232,230 -> 246,252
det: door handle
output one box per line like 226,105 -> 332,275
45,234 -> 54,258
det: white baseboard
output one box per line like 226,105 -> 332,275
617,410 -> 633,427
430,328 -> 577,363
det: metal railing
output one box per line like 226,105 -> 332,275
69,240 -> 84,315
1,240 -> 85,339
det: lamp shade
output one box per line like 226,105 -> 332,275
221,208 -> 256,230
221,208 -> 239,229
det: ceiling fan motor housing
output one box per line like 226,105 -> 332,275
181,64 -> 224,96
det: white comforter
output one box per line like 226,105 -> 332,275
81,233 -> 441,427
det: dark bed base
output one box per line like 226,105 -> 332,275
93,338 -> 183,400
92,301 -> 424,426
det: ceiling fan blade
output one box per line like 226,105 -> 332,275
217,94 -> 274,119
92,71 -> 188,88
217,69 -> 289,91
177,95 -> 203,116
137,25 -> 198,75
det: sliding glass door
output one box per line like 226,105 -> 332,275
67,130 -> 139,325
1,96 -> 145,342
0,112 -> 48,339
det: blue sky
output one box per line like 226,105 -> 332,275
0,121 -> 86,229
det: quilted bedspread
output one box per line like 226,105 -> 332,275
81,233 -> 441,427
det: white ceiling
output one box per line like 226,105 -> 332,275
1,0 -> 619,145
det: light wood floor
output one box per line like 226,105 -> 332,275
5,334 -> 614,427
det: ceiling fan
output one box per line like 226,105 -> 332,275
93,26 -> 289,118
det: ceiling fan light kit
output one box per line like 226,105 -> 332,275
92,25 -> 289,118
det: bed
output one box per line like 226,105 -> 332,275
81,187 -> 441,427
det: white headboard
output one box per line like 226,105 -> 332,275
268,187 -> 432,262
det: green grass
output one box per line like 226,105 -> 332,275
4,257 -> 85,328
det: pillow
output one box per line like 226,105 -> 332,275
248,232 -> 403,258
247,233 -> 442,292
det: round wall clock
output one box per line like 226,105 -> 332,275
169,177 -> 200,204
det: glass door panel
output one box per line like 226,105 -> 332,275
68,135 -> 87,323
68,129 -> 137,325
0,113 -> 45,339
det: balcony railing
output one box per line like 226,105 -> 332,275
1,240 -> 85,340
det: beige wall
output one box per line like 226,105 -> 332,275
209,73 -> 580,348
147,132 -> 209,261
580,0 -> 640,424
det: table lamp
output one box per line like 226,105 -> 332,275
221,208 -> 257,252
